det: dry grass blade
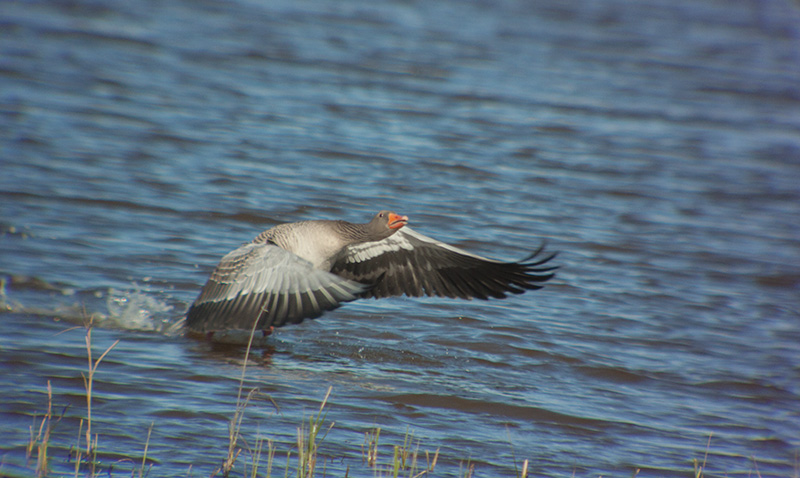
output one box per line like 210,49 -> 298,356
82,321 -> 120,459
139,421 -> 154,478
218,314 -> 262,477
694,433 -> 713,478
460,458 -> 474,478
297,386 -> 334,478
246,434 -> 276,478
425,448 -> 439,475
363,428 -> 380,467
26,380 -> 54,477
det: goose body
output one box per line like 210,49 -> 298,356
185,211 -> 556,335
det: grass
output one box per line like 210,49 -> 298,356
24,314 -> 120,478
16,317 -> 495,477
140,421 -> 154,478
14,319 -> 790,478
365,426 -> 440,478
77,321 -> 120,476
217,315 -> 261,478
693,433 -> 713,478
214,315 -> 443,478
26,380 -> 57,477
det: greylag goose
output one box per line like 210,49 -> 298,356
185,211 -> 556,336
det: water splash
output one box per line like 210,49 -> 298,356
105,284 -> 177,333
0,275 -> 184,335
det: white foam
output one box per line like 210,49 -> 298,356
105,284 -> 176,333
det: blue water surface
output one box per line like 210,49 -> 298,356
1,0 -> 799,476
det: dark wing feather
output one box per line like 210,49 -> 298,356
186,243 -> 370,333
331,227 -> 557,300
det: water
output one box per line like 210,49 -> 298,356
2,0 -> 799,476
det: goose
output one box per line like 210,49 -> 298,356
185,211 -> 556,337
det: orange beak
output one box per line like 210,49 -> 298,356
388,213 -> 408,229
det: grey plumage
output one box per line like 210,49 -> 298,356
185,210 -> 556,335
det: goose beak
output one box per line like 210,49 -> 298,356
388,213 -> 408,229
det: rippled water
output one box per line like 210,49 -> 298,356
2,0 -> 799,476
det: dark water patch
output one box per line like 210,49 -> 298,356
508,344 -> 579,364
536,124 -> 580,135
303,147 -> 398,164
1,189 -> 182,217
381,393 -> 609,433
575,364 -> 651,384
2,274 -> 68,293
36,25 -> 157,53
695,380 -> 795,404
697,83 -> 800,106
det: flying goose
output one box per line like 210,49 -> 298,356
185,211 -> 556,336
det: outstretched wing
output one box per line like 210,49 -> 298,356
186,243 -> 370,333
331,227 -> 557,300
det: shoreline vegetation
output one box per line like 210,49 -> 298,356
12,320 -> 488,478
8,320 -> 770,478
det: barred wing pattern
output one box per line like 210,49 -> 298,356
185,243 -> 370,332
331,227 -> 557,300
